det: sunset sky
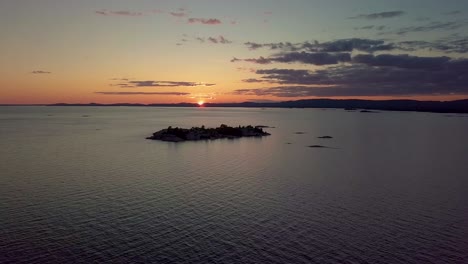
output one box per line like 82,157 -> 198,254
1,0 -> 468,104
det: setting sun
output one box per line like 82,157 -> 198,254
197,100 -> 205,106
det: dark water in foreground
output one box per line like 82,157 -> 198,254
1,106 -> 467,263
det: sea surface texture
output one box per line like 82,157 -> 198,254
1,106 -> 467,263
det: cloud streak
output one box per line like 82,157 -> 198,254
31,71 -> 51,74
170,12 -> 187,18
348,11 -> 405,20
96,10 -> 144,16
111,80 -> 216,88
96,92 -> 190,95
188,18 -> 222,25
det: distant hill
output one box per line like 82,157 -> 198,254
47,99 -> 468,113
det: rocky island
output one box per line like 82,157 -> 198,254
147,124 -> 271,142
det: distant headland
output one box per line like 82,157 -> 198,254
46,99 -> 468,113
147,124 -> 271,142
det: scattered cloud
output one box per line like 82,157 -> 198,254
95,92 -> 190,95
96,10 -> 144,16
188,18 -> 222,25
111,80 -> 216,88
31,70 -> 51,74
348,11 -> 405,20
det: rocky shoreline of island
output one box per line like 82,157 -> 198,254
146,124 -> 271,142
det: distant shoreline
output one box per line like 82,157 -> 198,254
1,98 -> 468,113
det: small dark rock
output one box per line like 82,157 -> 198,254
318,136 -> 333,139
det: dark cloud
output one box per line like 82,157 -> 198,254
353,54 -> 451,69
236,54 -> 468,97
96,10 -> 144,16
273,52 -> 351,65
95,92 -> 190,95
305,39 -> 395,53
188,18 -> 222,25
253,68 -> 325,85
111,80 -> 215,88
31,71 -> 51,74
348,11 -> 405,20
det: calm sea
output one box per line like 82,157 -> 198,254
1,106 -> 467,263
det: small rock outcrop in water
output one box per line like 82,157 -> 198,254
318,136 -> 333,139
147,124 -> 271,142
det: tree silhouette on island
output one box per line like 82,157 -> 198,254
147,124 -> 271,142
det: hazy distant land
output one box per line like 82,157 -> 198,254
45,99 -> 468,113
